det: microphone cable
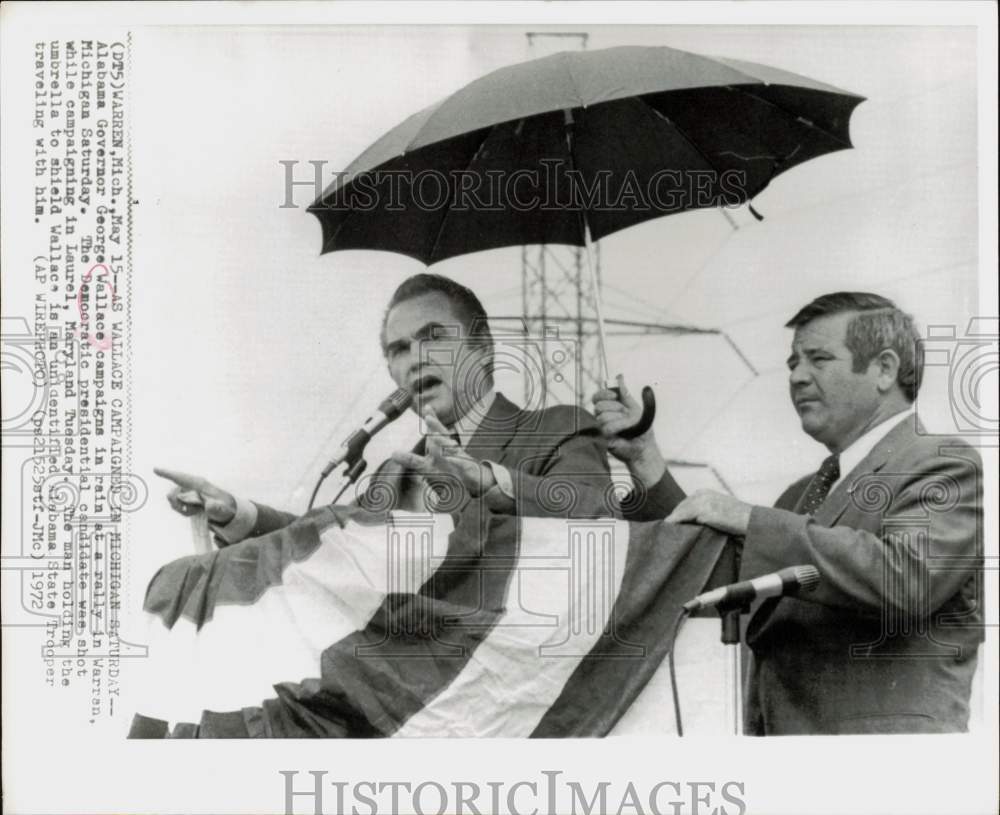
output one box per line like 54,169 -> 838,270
307,475 -> 325,511
308,458 -> 367,511
667,607 -> 690,737
306,388 -> 411,511
307,470 -> 351,511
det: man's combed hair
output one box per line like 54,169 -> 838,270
380,273 -> 494,351
786,291 -> 922,402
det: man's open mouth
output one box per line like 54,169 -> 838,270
411,374 -> 443,395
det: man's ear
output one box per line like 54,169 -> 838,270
874,349 -> 902,394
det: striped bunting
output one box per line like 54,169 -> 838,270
129,505 -> 726,738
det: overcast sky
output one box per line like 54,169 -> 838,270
0,9 -> 995,807
0,13 -> 983,621
120,25 -> 981,575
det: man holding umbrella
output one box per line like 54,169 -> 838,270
595,291 -> 984,735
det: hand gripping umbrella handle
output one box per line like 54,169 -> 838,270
610,385 -> 657,440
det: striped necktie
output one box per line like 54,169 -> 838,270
799,454 -> 840,515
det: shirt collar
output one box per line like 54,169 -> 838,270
451,390 -> 497,448
832,404 -> 916,488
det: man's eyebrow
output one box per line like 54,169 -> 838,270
787,343 -> 837,366
794,342 -> 832,356
412,322 -> 448,340
384,322 -> 450,352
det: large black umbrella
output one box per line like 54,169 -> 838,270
308,45 -> 864,431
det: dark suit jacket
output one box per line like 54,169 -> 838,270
247,392 -> 615,541
630,416 -> 984,735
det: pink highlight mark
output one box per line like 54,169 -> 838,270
76,263 -> 116,351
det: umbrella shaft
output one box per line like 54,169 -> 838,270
565,110 -> 611,387
581,226 -> 611,386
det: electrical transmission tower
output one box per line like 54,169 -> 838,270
517,32 -> 724,409
519,33 -> 598,408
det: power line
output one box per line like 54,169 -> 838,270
290,374 -> 382,504
677,370 -> 759,459
758,159 -> 976,223
718,257 -> 978,330
490,314 -> 719,336
662,213 -> 741,314
602,282 -> 694,325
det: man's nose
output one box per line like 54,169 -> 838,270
789,363 -> 811,387
399,338 -> 423,364
406,349 -> 429,375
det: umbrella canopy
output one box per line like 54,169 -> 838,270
308,45 -> 864,264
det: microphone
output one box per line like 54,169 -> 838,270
683,565 -> 820,613
320,388 -> 413,477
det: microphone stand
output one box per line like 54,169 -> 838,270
681,538 -> 745,736
720,605 -> 744,736
683,554 -> 816,736
307,450 -> 369,510
716,539 -> 745,736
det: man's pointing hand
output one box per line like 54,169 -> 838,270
154,467 -> 238,525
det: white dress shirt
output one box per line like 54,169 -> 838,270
830,404 -> 916,492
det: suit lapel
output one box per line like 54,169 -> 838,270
363,400 -> 522,513
811,415 -> 921,526
463,392 -> 521,465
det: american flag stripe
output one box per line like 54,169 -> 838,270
129,508 -> 726,738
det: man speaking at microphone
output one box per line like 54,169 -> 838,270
156,272 -> 614,545
595,292 -> 983,735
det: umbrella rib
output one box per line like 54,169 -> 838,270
728,84 -> 853,149
558,51 -> 586,109
320,171 -> 403,256
316,183 -> 427,263
403,98 -> 448,156
556,53 -> 593,249
320,193 -> 356,255
426,125 -> 498,264
634,95 -> 732,192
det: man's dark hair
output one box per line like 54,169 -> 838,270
786,291 -> 922,402
380,273 -> 494,351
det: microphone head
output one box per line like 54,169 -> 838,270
789,565 -> 820,594
380,388 -> 413,419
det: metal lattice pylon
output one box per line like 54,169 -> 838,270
520,243 -> 606,409
514,32 -> 751,411
520,32 -> 602,409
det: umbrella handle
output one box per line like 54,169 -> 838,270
610,384 -> 657,440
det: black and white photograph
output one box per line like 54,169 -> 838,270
1,2 -> 997,814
